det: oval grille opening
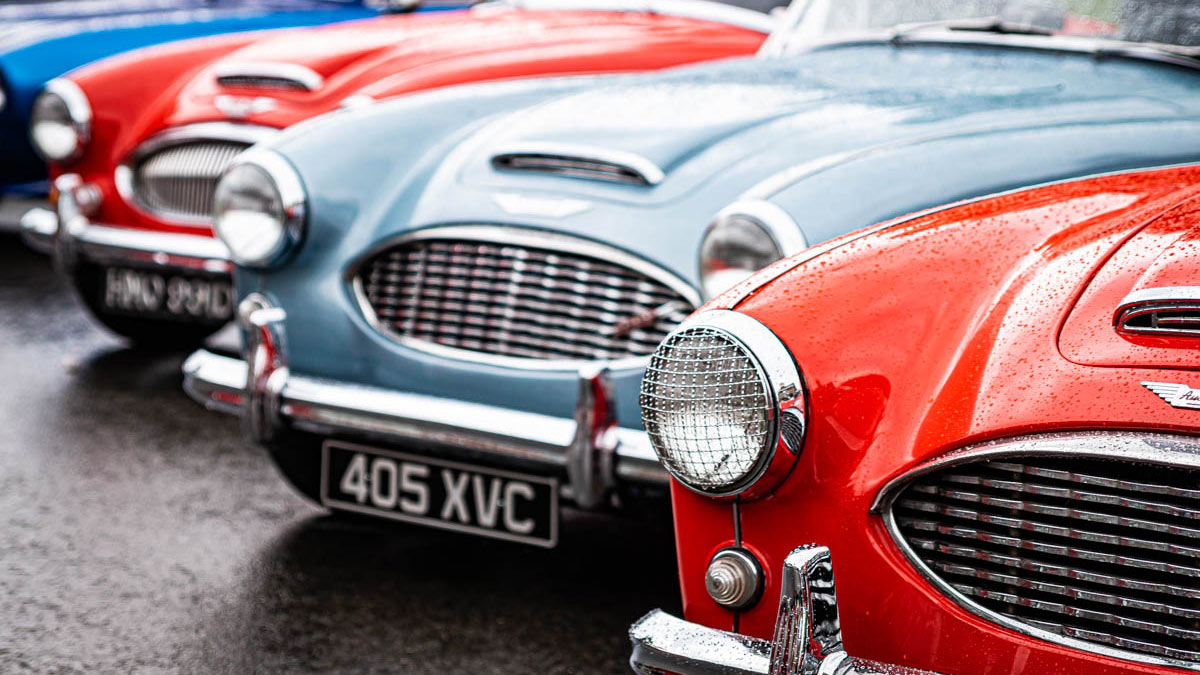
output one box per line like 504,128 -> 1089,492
132,140 -> 251,222
889,456 -> 1200,666
356,234 -> 695,364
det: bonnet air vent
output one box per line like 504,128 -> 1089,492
1114,287 -> 1200,338
491,143 -> 664,187
214,63 -> 323,92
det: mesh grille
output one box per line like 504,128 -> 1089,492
640,327 -> 771,490
132,140 -> 250,221
357,237 -> 694,362
891,456 -> 1200,665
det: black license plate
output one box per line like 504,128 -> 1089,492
321,441 -> 559,548
101,266 -> 233,322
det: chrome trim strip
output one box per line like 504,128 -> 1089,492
871,431 -> 1200,672
347,224 -> 702,371
214,62 -> 324,91
116,122 -> 279,228
1115,286 -> 1200,337
491,142 -> 666,186
486,0 -> 778,34
181,348 -> 669,486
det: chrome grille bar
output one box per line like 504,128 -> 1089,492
354,228 -> 698,366
133,141 -> 247,221
883,444 -> 1200,669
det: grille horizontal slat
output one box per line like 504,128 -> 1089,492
357,234 -> 694,363
132,140 -> 250,221
891,456 -> 1200,666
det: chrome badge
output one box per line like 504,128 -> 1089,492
1142,381 -> 1200,410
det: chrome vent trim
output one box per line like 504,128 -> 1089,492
491,143 -> 665,186
349,225 -> 700,370
1115,287 -> 1200,338
873,431 -> 1200,671
214,62 -> 324,91
116,123 -> 278,226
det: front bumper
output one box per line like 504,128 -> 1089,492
18,174 -> 231,275
630,546 -> 942,675
184,293 -> 668,508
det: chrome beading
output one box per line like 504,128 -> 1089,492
352,226 -> 698,368
877,432 -> 1200,671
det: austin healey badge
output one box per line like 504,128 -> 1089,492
1142,381 -> 1200,410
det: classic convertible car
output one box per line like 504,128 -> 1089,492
0,0 -> 419,229
181,0 -> 1200,544
630,164 -> 1200,674
21,0 -> 777,344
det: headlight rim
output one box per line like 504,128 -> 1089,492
29,78 -> 92,164
213,147 -> 307,269
698,198 -> 807,301
642,308 -> 806,499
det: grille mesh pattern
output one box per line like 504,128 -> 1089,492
640,327 -> 771,490
357,238 -> 694,362
133,140 -> 250,221
892,457 -> 1200,665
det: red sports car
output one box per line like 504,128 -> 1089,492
631,164 -> 1200,674
22,0 -> 778,344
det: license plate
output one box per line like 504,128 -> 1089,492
321,441 -> 559,548
102,266 -> 233,322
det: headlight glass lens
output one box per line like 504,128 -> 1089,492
30,91 -> 84,162
640,326 -> 773,493
213,163 -> 287,266
698,215 -> 783,299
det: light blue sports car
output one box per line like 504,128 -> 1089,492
184,0 -> 1200,547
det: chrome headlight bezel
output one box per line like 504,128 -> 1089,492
212,148 -> 307,269
698,199 -> 807,300
640,309 -> 806,498
29,78 -> 92,163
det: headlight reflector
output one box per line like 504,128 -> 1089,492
213,150 -> 306,268
641,310 -> 804,497
30,79 -> 91,163
698,199 -> 806,299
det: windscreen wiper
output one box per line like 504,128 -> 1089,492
889,16 -> 1055,42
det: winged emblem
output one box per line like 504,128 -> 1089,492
1141,381 -> 1200,410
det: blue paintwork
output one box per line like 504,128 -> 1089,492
0,0 -> 466,193
247,41 -> 1200,434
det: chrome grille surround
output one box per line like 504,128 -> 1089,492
873,431 -> 1200,671
116,123 -> 278,226
641,325 -> 774,492
1115,287 -> 1200,338
491,143 -> 665,186
350,226 -> 701,370
214,62 -> 324,91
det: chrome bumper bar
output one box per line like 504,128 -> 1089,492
184,294 -> 669,504
630,546 -> 942,675
1,195 -> 49,234
19,174 -> 231,274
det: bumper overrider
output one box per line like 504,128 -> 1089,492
631,545 -> 942,675
183,293 -> 669,509
20,174 -> 235,323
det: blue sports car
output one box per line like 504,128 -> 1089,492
184,0 -> 1200,546
0,0 -> 463,228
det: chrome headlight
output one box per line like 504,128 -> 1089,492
698,199 -> 806,299
213,149 -> 306,268
29,79 -> 91,163
640,309 -> 805,498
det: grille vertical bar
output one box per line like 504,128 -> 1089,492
356,235 -> 695,364
132,140 -> 251,222
889,455 -> 1200,666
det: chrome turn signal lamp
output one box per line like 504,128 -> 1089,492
705,548 -> 763,611
213,148 -> 307,268
640,309 -> 805,499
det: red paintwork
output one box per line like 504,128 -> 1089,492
54,8 -> 766,235
673,165 -> 1200,674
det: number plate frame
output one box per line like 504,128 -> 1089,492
320,440 -> 560,548
99,265 -> 234,322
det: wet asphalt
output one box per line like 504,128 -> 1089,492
0,233 -> 680,674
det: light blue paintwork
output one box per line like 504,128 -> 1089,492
0,0 -> 466,197
245,40 -> 1200,435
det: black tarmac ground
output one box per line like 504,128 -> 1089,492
0,234 -> 681,674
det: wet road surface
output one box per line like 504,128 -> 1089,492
0,234 -> 681,674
